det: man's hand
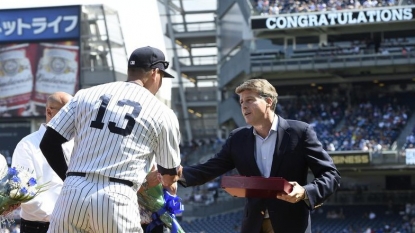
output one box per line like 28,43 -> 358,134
276,181 -> 306,203
1,204 -> 20,216
157,165 -> 182,186
156,173 -> 179,195
146,165 -> 160,188
164,182 -> 178,195
138,165 -> 160,193
157,165 -> 183,195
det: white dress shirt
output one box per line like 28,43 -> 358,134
253,115 -> 278,218
254,115 -> 310,212
11,123 -> 73,222
253,115 -> 278,178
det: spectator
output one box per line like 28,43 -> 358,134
369,210 -> 376,220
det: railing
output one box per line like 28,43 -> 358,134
328,149 -> 412,169
326,190 -> 415,205
184,92 -> 217,102
172,21 -> 216,32
177,55 -> 217,66
251,53 -> 415,71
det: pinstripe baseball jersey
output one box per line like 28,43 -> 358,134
47,81 -> 181,186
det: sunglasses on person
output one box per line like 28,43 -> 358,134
150,60 -> 169,69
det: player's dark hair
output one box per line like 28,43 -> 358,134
127,67 -> 152,81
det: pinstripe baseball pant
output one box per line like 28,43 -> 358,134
47,174 -> 142,233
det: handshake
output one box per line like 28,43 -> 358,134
137,164 -> 185,233
139,165 -> 183,195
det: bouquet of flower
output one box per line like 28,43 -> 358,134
137,183 -> 185,233
0,154 -> 49,223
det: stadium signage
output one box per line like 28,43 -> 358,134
329,151 -> 370,166
251,7 -> 415,30
0,6 -> 80,42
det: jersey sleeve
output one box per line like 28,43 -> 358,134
47,90 -> 80,140
154,109 -> 181,171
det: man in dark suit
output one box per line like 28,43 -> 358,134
176,79 -> 341,233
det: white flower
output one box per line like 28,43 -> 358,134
0,159 -> 50,220
9,189 -> 19,198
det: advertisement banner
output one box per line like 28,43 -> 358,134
0,44 -> 35,117
0,6 -> 80,42
329,151 -> 371,167
0,41 -> 79,117
251,7 -> 415,30
33,43 -> 79,110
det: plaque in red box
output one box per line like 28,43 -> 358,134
221,175 -> 293,199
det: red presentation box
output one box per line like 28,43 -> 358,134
221,175 -> 293,199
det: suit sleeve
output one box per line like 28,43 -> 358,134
302,125 -> 341,210
180,133 -> 236,187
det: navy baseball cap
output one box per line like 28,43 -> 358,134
128,46 -> 174,78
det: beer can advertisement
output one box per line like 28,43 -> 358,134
0,41 -> 79,117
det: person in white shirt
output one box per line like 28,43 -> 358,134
11,92 -> 73,233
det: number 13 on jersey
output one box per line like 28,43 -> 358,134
90,94 -> 142,136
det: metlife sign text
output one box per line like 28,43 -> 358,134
0,5 -> 80,42
251,7 -> 415,30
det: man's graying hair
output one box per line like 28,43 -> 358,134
235,79 -> 278,110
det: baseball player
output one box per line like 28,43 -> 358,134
39,46 -> 182,233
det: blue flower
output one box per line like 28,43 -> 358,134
28,178 -> 37,186
0,165 -> 50,217
7,167 -> 18,177
20,187 -> 28,195
11,176 -> 21,183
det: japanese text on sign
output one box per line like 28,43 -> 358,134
0,6 -> 80,41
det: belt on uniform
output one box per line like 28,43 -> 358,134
66,172 -> 134,187
21,218 -> 49,230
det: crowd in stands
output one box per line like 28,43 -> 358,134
179,137 -> 224,166
311,201 -> 415,233
249,32 -> 415,61
181,177 -> 221,206
402,127 -> 415,149
315,38 -> 415,58
174,87 -> 415,233
270,37 -> 415,61
277,88 -> 413,152
277,90 -> 346,149
334,94 -> 409,151
177,201 -> 415,233
251,0 -> 411,16
181,86 -> 414,167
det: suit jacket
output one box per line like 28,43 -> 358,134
180,116 -> 341,233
